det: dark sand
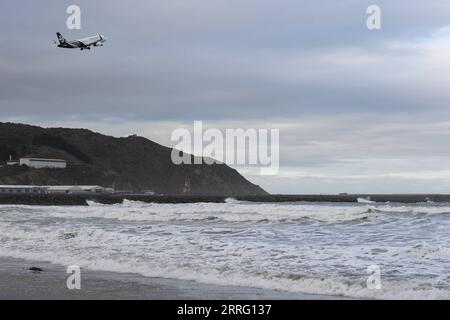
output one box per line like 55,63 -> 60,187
0,257 -> 341,300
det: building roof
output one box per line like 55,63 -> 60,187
0,185 -> 103,189
0,185 -> 47,189
46,185 -> 103,190
20,158 -> 66,162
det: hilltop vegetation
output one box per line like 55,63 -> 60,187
0,122 -> 267,196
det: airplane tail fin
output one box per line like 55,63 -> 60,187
56,32 -> 66,44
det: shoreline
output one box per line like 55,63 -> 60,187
0,193 -> 449,206
0,256 -> 342,300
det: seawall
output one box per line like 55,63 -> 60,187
0,193 -> 449,205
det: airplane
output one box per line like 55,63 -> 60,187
54,32 -> 107,51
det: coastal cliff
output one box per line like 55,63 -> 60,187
0,122 -> 267,196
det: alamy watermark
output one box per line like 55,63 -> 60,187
66,5 -> 81,30
66,265 -> 81,290
366,265 -> 382,290
171,121 -> 279,175
366,4 -> 381,30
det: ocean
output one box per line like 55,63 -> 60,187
0,199 -> 449,299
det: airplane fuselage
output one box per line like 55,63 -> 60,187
56,33 -> 107,50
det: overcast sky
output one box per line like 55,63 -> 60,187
2,1 -> 450,194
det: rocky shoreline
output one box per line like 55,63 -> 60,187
1,193 -> 450,205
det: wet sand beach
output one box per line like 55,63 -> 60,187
0,257 -> 339,300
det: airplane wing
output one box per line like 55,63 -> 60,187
77,35 -> 102,47
73,40 -> 89,48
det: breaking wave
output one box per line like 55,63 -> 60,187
1,200 -> 450,299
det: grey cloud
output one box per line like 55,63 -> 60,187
2,1 -> 450,193
1,1 -> 450,121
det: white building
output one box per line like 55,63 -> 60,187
0,185 -> 114,195
6,155 -> 19,166
0,185 -> 48,194
19,158 -> 67,169
47,185 -> 113,194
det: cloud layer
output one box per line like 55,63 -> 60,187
2,1 -> 450,193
